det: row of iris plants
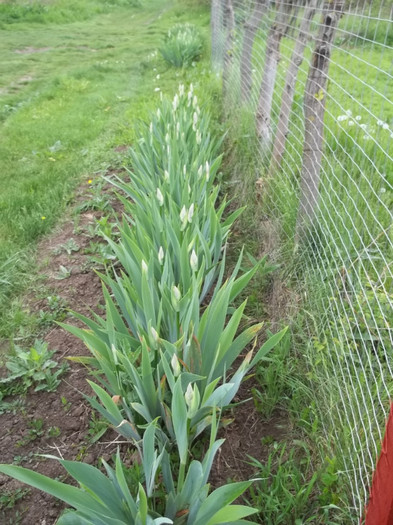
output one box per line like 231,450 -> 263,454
0,84 -> 287,524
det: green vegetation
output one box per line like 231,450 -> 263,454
0,488 -> 30,512
219,2 -> 393,520
0,340 -> 68,399
161,23 -> 204,67
0,83 -> 287,524
0,0 -> 211,341
2,0 -> 389,522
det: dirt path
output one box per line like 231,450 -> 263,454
0,176 -> 127,524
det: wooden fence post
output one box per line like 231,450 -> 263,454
269,0 -> 319,175
239,0 -> 270,103
223,0 -> 236,99
256,0 -> 295,150
211,0 -> 224,70
295,0 -> 344,240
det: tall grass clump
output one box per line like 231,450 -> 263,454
160,24 -> 203,67
0,84 -> 286,523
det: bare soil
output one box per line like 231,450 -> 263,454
0,178 -> 125,524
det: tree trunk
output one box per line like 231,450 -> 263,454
295,0 -> 344,240
223,0 -> 236,99
239,0 -> 270,103
269,0 -> 319,175
211,0 -> 224,70
256,0 -> 294,150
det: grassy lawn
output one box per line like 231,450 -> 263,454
0,0 -> 211,339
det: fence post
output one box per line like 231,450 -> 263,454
256,0 -> 295,150
269,0 -> 319,176
211,0 -> 223,70
239,0 -> 270,103
222,0 -> 235,99
295,0 -> 344,240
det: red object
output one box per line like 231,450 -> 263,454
363,402 -> 393,525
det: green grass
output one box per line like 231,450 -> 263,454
221,3 -> 393,520
0,0 -> 141,27
0,0 -> 213,340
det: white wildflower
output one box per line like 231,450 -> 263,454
383,123 -> 390,130
346,109 -> 352,116
154,87 -> 160,92
156,74 -> 160,80
337,115 -> 348,122
360,124 -> 367,130
355,115 -> 361,121
348,120 -> 354,126
190,249 -> 198,271
141,259 -> 148,273
377,119 -> 384,127
158,246 -> 164,264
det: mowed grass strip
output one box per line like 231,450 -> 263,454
0,0 -> 211,337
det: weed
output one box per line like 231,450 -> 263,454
16,418 -> 45,447
0,340 -> 67,397
13,452 -> 35,466
85,241 -> 117,268
37,294 -> 68,329
55,265 -> 72,280
0,395 -> 25,416
252,332 -> 295,418
86,413 -> 109,444
0,488 -> 29,511
47,426 -> 61,438
61,396 -> 72,412
75,179 -> 112,213
248,441 -> 346,524
53,238 -> 80,255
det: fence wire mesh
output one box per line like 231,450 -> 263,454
212,0 -> 393,520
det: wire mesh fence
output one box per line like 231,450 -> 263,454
211,0 -> 393,520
